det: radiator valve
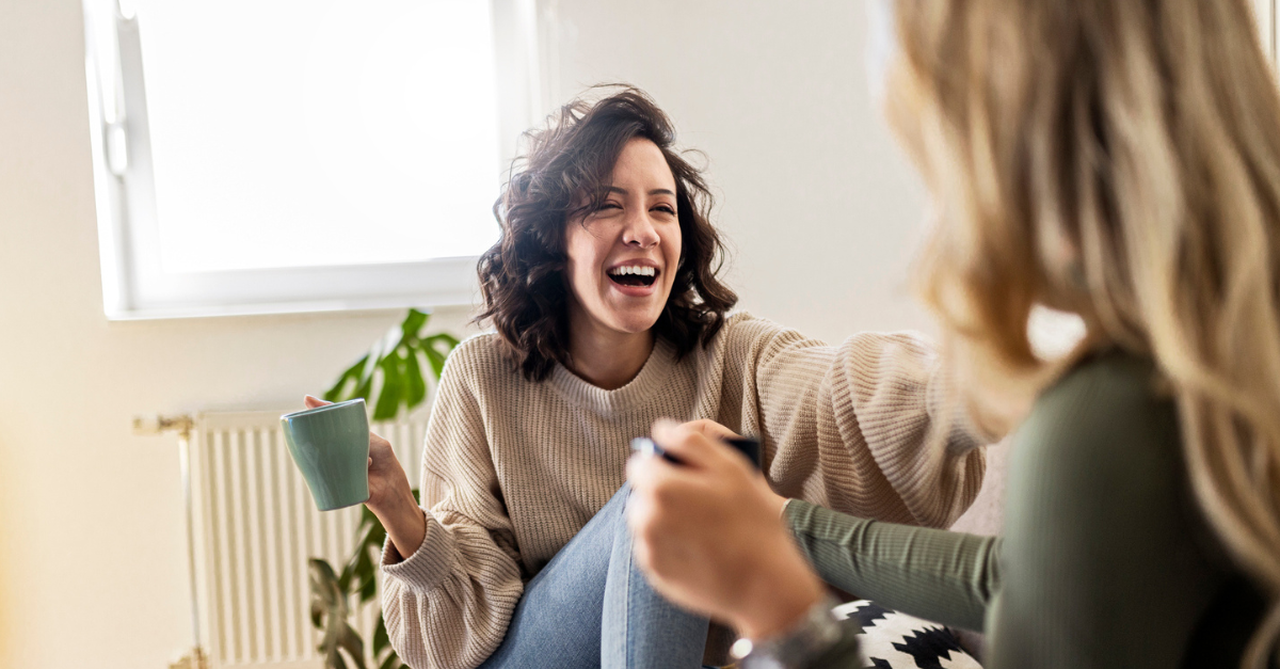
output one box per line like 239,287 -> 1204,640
133,414 -> 194,439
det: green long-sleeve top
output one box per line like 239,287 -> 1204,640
785,352 -> 1270,668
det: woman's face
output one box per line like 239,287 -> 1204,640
564,137 -> 682,341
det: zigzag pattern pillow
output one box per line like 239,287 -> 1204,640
830,600 -> 983,669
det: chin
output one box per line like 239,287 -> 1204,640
609,310 -> 664,335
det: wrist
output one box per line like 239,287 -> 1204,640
734,544 -> 826,640
733,593 -> 848,669
367,482 -> 417,521
771,494 -> 791,520
373,492 -> 426,558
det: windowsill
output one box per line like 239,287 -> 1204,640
103,297 -> 480,322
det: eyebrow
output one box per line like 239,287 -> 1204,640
606,186 -> 676,197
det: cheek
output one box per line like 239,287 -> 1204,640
667,232 -> 683,283
567,256 -> 597,297
567,254 -> 612,306
563,230 -> 595,286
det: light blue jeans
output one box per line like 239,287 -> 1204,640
477,484 -> 712,669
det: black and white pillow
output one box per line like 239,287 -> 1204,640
830,600 -> 982,669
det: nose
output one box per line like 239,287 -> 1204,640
621,209 -> 660,249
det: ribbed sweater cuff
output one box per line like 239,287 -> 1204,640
380,513 -> 459,593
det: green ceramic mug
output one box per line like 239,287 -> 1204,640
281,398 -> 371,511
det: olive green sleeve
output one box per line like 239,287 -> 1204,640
983,356 -> 1223,668
784,498 -> 999,632
785,354 -> 1233,668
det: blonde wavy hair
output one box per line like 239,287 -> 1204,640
887,0 -> 1280,665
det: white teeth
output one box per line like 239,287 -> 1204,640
609,265 -> 656,277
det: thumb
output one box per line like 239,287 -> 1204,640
303,395 -> 331,409
651,419 -> 720,469
685,419 -> 742,442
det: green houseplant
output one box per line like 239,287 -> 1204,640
308,308 -> 459,669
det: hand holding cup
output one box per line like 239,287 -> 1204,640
287,396 -> 425,559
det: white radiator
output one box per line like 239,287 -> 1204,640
188,411 -> 426,669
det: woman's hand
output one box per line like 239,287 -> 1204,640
303,396 -> 425,560
625,419 -> 825,640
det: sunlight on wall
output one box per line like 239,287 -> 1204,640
0,460 -> 12,669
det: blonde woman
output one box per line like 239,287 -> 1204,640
626,0 -> 1280,667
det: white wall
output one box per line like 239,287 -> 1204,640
548,0 -> 931,342
0,1 -> 929,667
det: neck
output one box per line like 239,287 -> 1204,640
565,321 -> 656,391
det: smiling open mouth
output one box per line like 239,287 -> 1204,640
608,266 -> 658,288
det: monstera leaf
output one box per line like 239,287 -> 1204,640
310,307 -> 455,669
309,498 -> 418,669
309,558 -> 366,669
324,308 -> 461,421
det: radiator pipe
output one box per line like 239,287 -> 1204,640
135,414 -> 205,669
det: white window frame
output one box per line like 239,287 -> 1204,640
81,0 -> 554,320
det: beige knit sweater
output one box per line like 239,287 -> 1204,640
379,313 -> 986,669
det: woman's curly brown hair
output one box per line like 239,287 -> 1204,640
476,86 -> 738,382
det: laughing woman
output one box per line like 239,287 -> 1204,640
308,87 -> 986,669
625,1 -> 1280,668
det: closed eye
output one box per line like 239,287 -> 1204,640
652,204 -> 676,215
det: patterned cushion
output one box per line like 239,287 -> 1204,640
830,600 -> 983,668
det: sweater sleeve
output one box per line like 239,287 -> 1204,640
379,343 -> 524,669
784,498 -> 999,631
736,321 -> 986,528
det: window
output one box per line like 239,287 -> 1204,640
81,0 -> 549,319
